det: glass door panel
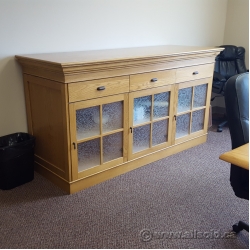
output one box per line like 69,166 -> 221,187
193,84 -> 207,108
103,132 -> 123,163
129,85 -> 174,160
102,101 -> 123,133
70,94 -> 128,180
176,113 -> 190,138
76,106 -> 100,140
78,138 -> 100,172
133,95 -> 152,125
133,124 -> 151,153
152,119 -> 168,146
191,109 -> 205,133
153,92 -> 169,119
177,87 -> 192,113
175,80 -> 210,142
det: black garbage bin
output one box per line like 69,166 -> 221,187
0,132 -> 35,190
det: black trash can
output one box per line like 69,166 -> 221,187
0,132 -> 35,190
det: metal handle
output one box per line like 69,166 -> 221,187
150,78 -> 158,82
97,86 -> 105,91
130,127 -> 133,133
174,115 -> 177,121
193,71 -> 199,75
73,142 -> 76,149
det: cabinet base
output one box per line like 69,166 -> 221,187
35,134 -> 207,194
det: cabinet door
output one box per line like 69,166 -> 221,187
69,94 -> 128,180
174,78 -> 212,144
128,85 -> 175,160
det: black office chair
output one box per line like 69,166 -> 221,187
224,72 -> 249,233
212,45 -> 248,132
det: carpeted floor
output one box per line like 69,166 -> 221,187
0,127 -> 249,249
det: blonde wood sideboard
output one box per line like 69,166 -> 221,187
16,45 -> 223,194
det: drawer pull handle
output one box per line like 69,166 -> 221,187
193,71 -> 199,75
97,86 -> 105,91
150,78 -> 158,82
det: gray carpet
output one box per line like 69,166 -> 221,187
0,127 -> 249,249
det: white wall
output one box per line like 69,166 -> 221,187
0,0 -> 228,136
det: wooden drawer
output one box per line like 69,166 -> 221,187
176,63 -> 214,83
130,69 -> 176,91
68,76 -> 129,102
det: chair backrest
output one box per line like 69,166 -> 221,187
214,45 -> 247,81
224,72 -> 249,200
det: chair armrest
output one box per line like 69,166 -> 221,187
213,71 -> 227,82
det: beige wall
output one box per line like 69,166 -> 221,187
224,0 -> 249,68
0,0 -> 228,136
212,0 -> 249,108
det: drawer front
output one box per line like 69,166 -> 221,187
176,64 -> 214,83
68,76 -> 129,102
130,69 -> 176,91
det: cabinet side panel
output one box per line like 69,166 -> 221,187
25,75 -> 71,181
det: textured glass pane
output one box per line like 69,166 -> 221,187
177,87 -> 192,113
192,109 -> 205,133
133,124 -> 150,153
176,113 -> 190,138
76,106 -> 100,140
152,119 -> 168,146
78,139 -> 100,172
153,92 -> 170,119
133,96 -> 152,125
193,84 -> 207,108
103,132 -> 123,163
103,101 -> 123,133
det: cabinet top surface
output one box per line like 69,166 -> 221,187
16,45 -> 223,66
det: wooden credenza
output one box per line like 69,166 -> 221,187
16,45 -> 223,194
